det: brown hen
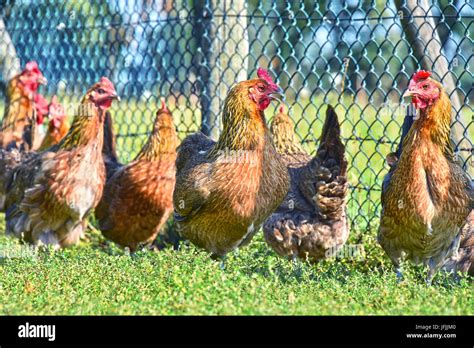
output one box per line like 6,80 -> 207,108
95,99 -> 178,251
0,94 -> 48,211
173,68 -> 290,258
38,96 -> 70,150
4,77 -> 119,248
263,105 -> 349,262
378,71 -> 473,283
443,204 -> 474,276
0,61 -> 48,150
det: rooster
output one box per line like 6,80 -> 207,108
95,99 -> 178,251
378,70 -> 473,283
0,61 -> 48,150
173,68 -> 290,258
263,105 -> 349,262
38,96 -> 70,150
4,77 -> 119,248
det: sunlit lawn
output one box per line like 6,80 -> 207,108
0,95 -> 472,315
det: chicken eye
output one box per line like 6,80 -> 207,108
97,88 -> 106,94
422,84 -> 429,90
257,85 -> 265,92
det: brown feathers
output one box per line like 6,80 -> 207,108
378,73 -> 473,282
173,73 -> 289,257
263,105 -> 349,262
0,61 -> 47,150
95,101 -> 178,251
444,211 -> 474,276
4,77 -> 118,248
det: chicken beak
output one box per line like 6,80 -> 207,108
38,76 -> 48,85
111,93 -> 121,102
269,86 -> 285,103
403,89 -> 415,98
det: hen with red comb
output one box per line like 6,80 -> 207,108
0,61 -> 47,150
4,77 -> 119,249
379,71 -> 473,283
173,69 -> 289,257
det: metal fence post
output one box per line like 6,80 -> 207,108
195,0 -> 248,140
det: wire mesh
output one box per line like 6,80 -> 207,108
0,0 -> 472,231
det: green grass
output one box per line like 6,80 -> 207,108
0,96 -> 472,315
0,219 -> 472,316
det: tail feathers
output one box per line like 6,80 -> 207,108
313,168 -> 348,220
103,111 -> 122,180
300,105 -> 348,220
444,214 -> 474,276
315,105 -> 347,177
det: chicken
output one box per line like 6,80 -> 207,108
0,61 -> 48,150
102,110 -> 122,181
28,92 -> 50,150
263,105 -> 349,262
173,68 -> 290,258
378,70 -> 473,283
443,211 -> 473,276
95,99 -> 178,251
4,77 -> 119,248
0,94 -> 48,211
38,96 -> 70,150
0,149 -> 36,211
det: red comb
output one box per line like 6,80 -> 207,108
25,61 -> 39,71
34,93 -> 49,123
160,97 -> 168,112
24,61 -> 41,75
99,77 -> 115,90
413,70 -> 431,81
34,93 -> 48,108
257,68 -> 274,84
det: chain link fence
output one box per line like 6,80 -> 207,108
0,0 -> 472,231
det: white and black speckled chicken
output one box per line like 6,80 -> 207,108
263,105 -> 349,262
